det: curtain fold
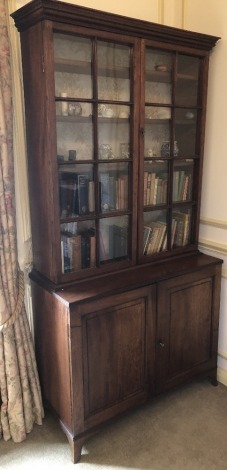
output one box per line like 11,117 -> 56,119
0,0 -> 44,442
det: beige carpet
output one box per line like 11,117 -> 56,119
1,379 -> 227,469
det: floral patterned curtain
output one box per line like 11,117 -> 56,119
0,0 -> 44,441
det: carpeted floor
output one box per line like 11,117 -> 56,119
1,379 -> 227,470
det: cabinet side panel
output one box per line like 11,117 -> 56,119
32,281 -> 72,431
20,22 -> 60,281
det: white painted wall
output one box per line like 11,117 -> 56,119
14,0 -> 227,382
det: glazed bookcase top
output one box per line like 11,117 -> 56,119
12,0 -> 219,51
11,0 -> 221,285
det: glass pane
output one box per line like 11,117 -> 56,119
143,210 -> 167,255
172,208 -> 192,248
145,107 -> 171,158
99,215 -> 129,262
61,220 -> 96,273
176,55 -> 200,107
145,49 -> 172,104
98,163 -> 129,213
144,160 -> 168,206
56,102 -> 93,161
59,164 -> 94,218
173,160 -> 193,202
175,108 -> 197,157
97,41 -> 130,101
98,105 -> 130,159
54,34 -> 92,99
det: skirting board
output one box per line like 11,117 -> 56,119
217,367 -> 227,387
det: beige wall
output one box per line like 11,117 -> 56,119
183,0 -> 227,384
14,0 -> 227,381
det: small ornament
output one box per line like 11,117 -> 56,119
161,141 -> 179,157
68,150 -> 77,161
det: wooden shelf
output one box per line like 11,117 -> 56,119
56,114 -> 130,124
55,59 -> 130,78
146,70 -> 197,83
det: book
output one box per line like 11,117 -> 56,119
143,225 -> 152,254
81,234 -> 90,269
76,174 -> 89,215
70,235 -> 82,271
177,171 -> 185,201
79,228 -> 96,269
99,225 -> 110,261
182,174 -> 189,201
89,231 -> 96,268
109,224 -> 128,259
144,221 -> 167,255
118,175 -> 128,210
144,172 -> 148,205
100,173 -> 110,212
173,170 -> 180,201
146,225 -> 160,255
61,231 -> 73,272
59,171 -> 90,216
149,173 -> 156,205
109,176 -> 116,210
153,176 -> 159,205
172,211 -> 190,247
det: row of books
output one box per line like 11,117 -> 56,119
59,172 -> 94,217
173,170 -> 192,202
100,173 -> 128,212
61,228 -> 96,273
61,214 -> 189,269
143,211 -> 190,255
59,171 -> 128,218
144,172 -> 167,206
143,221 -> 167,255
61,223 -> 129,271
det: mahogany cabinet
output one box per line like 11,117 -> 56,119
12,0 -> 223,463
31,254 -> 222,463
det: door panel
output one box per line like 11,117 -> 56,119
168,280 -> 212,376
156,266 -> 221,393
77,286 -> 155,427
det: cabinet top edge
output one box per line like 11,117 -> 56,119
11,0 -> 220,51
30,253 -> 223,306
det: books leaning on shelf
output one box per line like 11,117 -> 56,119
143,221 -> 167,255
61,228 -> 96,273
172,211 -> 190,247
99,224 -> 128,262
144,171 -> 167,206
59,171 -> 95,217
173,170 -> 192,202
109,224 -> 128,260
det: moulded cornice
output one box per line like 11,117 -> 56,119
11,0 -> 220,51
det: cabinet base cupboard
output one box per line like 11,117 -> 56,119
31,253 -> 222,463
12,1 -> 223,463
